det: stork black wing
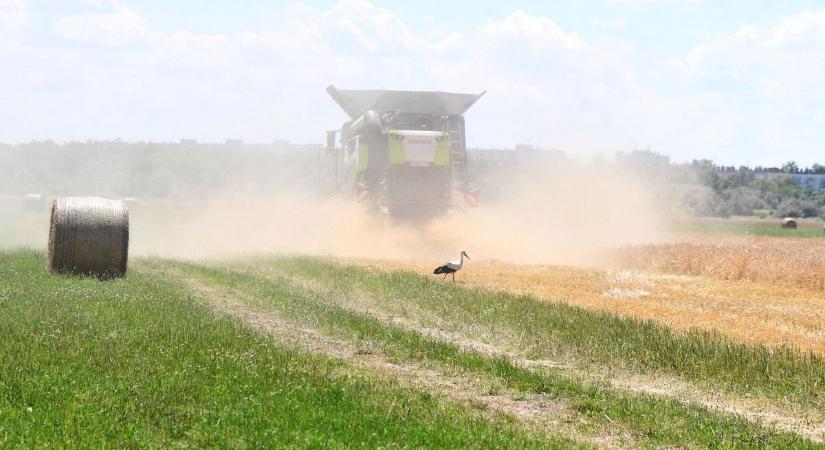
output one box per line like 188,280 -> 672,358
434,265 -> 456,274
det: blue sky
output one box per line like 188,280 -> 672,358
2,0 -> 824,165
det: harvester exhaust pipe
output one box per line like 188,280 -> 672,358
325,130 -> 337,150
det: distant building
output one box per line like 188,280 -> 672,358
794,174 -> 825,192
715,170 -> 825,192
225,139 -> 243,145
469,148 -> 514,165
469,145 -> 565,166
615,150 -> 670,170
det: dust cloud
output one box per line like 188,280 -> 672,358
0,143 -> 666,266
127,159 -> 666,266
427,164 -> 666,265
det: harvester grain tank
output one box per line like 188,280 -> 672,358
324,85 -> 485,218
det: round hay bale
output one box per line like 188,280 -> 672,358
47,197 -> 129,278
781,217 -> 797,229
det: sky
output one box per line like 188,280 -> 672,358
1,0 -> 824,165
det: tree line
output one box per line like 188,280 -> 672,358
640,156 -> 825,219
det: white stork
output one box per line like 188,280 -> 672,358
433,251 -> 470,282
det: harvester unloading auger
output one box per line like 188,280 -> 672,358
323,85 -> 485,219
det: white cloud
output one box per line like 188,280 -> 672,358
0,0 -> 26,42
663,9 -> 825,163
0,0 -> 664,155
682,10 -> 825,82
0,0 -> 25,8
54,4 -> 150,45
54,3 -> 233,67
604,0 -> 702,5
452,10 -> 660,153
481,10 -> 588,52
2,0 -> 823,165
326,0 -> 461,54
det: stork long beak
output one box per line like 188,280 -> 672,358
465,253 -> 470,260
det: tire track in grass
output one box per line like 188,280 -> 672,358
238,259 -> 825,444
153,260 -> 819,449
146,264 -> 620,449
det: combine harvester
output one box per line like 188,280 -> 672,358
323,85 -> 484,219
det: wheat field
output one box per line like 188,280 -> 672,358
352,235 -> 825,354
612,235 -> 825,291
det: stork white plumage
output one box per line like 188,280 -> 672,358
433,251 -> 470,282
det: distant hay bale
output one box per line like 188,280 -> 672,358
781,217 -> 797,229
47,197 -> 129,278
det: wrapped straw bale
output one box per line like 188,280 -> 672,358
47,197 -> 129,277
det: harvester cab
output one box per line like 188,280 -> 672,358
323,85 -> 485,219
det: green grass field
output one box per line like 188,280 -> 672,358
672,217 -> 825,238
0,250 -> 569,448
1,250 -> 823,448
